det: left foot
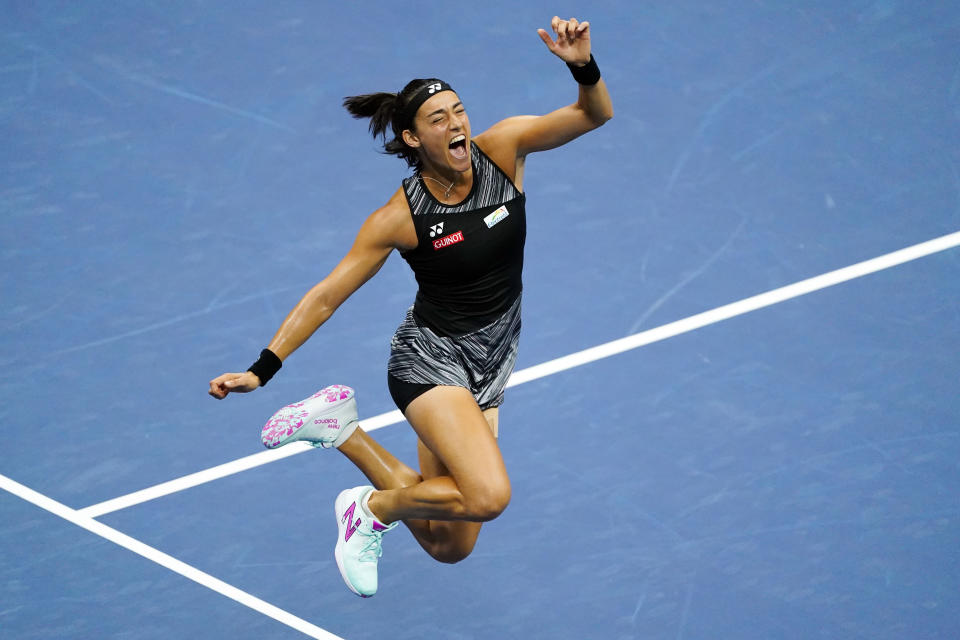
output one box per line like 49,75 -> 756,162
333,486 -> 397,597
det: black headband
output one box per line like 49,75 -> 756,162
400,80 -> 455,129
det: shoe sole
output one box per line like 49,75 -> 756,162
261,385 -> 357,449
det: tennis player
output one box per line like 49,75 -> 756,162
210,15 -> 613,597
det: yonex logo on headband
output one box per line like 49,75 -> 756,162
401,79 -> 455,128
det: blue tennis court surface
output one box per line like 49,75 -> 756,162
2,2 -> 958,638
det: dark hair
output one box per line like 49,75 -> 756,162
343,78 -> 446,169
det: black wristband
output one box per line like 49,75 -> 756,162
247,348 -> 282,386
567,54 -> 601,85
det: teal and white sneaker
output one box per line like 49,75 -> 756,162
334,485 -> 397,598
260,384 -> 359,449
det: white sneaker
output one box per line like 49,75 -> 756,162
260,385 -> 359,449
334,486 -> 397,598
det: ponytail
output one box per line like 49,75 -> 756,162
343,78 -> 452,169
342,92 -> 398,141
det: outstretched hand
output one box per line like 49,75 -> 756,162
537,16 -> 592,66
209,371 -> 261,399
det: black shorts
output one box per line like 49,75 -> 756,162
387,375 -> 436,414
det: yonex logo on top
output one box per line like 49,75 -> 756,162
429,222 -> 444,237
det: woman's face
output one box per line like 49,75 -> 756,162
405,91 -> 471,174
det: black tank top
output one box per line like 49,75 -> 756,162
400,143 -> 526,337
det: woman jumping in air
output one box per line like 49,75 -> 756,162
209,15 -> 612,597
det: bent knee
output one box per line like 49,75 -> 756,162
430,541 -> 475,564
462,483 -> 511,522
426,523 -> 480,564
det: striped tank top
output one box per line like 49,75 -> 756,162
400,143 -> 526,337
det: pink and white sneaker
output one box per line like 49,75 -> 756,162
334,485 -> 397,597
260,384 -> 360,449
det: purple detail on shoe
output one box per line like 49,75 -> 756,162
372,521 -> 389,532
342,501 -> 361,542
260,385 -> 354,448
314,384 -> 354,403
261,405 -> 310,447
314,417 -> 340,429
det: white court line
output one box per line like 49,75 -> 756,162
79,230 -> 960,519
78,409 -> 404,518
0,473 -> 344,640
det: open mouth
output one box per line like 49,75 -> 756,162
448,134 -> 467,160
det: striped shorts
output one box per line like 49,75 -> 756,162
387,295 -> 522,411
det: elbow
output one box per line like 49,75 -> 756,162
588,103 -> 614,129
587,110 -> 613,131
598,101 -> 614,125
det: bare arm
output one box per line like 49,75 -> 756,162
209,189 -> 413,398
476,16 -> 613,182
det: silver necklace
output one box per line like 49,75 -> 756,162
422,175 -> 456,200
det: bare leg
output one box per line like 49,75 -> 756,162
411,404 -> 498,563
337,427 -> 421,491
366,386 -> 511,549
336,388 -> 505,563
336,427 -> 436,550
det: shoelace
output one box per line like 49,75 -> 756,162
357,522 -> 398,563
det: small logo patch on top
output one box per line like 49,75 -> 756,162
483,205 -> 510,228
